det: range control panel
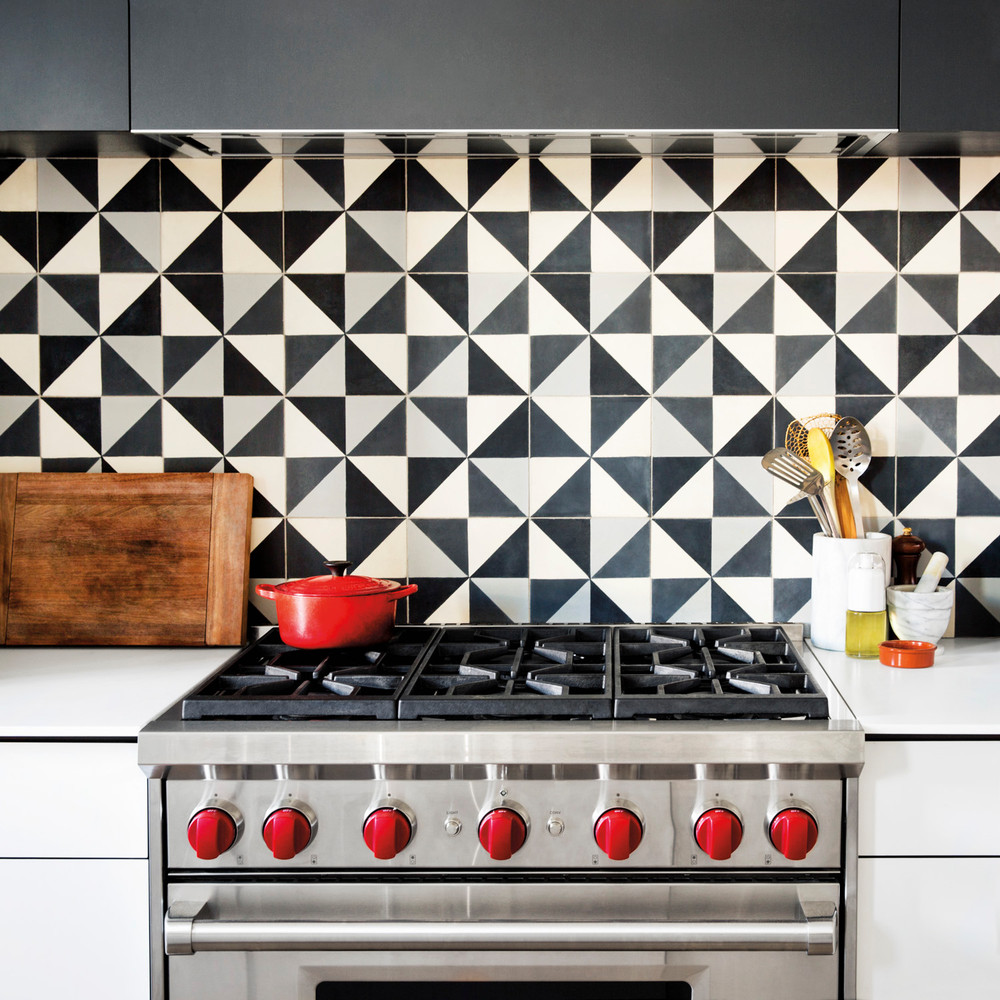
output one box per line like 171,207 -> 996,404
167,776 -> 843,871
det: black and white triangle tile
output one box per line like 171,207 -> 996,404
2,152 -> 1000,632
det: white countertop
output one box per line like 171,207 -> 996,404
809,637 -> 1000,736
0,646 -> 234,738
2,636 -> 998,740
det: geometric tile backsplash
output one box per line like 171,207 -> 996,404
1,153 -> 998,634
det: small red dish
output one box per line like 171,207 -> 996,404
879,640 -> 936,669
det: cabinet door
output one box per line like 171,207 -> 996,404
0,742 -> 147,858
901,0 -> 1000,131
859,740 -> 1000,856
0,0 -> 129,130
130,0 -> 898,132
0,859 -> 149,999
857,857 -> 1000,1000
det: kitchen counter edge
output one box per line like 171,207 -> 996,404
0,645 -> 237,738
808,636 -> 1000,736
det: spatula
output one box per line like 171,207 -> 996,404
761,448 -> 837,537
829,416 -> 871,540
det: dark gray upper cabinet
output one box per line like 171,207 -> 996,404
130,0 -> 898,133
0,0 -> 129,131
901,0 -> 1000,131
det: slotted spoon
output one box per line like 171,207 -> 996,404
829,416 -> 872,540
761,448 -> 836,537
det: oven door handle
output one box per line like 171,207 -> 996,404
164,900 -> 836,957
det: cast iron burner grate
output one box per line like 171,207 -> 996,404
180,627 -> 437,720
397,626 -> 613,719
179,624 -> 828,722
613,626 -> 828,720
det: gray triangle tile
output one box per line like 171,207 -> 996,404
469,458 -> 529,516
714,275 -> 773,333
224,398 -> 284,456
101,337 -> 162,395
163,337 -> 224,396
286,456 -> 345,516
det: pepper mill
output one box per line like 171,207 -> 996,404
892,527 -> 925,586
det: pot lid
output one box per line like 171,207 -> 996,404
275,560 -> 402,597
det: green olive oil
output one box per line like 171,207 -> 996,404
844,609 -> 886,659
845,551 -> 888,659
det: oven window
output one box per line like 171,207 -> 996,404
318,985 -> 691,999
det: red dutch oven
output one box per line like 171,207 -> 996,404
255,561 -> 418,648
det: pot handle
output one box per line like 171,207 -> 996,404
386,583 -> 418,602
255,583 -> 278,600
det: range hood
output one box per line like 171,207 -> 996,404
147,129 -> 894,158
129,2 -> 898,159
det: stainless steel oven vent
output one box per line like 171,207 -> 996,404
147,129 -> 893,158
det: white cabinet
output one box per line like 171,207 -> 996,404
857,857 -> 1000,1000
0,742 -> 149,1000
0,858 -> 150,998
859,740 -> 1000,856
857,740 -> 1000,999
0,742 -> 147,857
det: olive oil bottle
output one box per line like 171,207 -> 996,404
845,552 -> 887,658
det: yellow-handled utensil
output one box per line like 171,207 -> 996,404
806,427 -> 841,537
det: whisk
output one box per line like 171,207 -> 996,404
785,413 -> 848,537
785,413 -> 841,457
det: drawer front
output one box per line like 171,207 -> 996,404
0,859 -> 149,999
857,857 -> 1000,1000
860,740 -> 1000,856
0,742 -> 146,858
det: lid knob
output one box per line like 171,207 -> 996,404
323,560 -> 353,577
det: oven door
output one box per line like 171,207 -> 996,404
163,880 -> 841,1000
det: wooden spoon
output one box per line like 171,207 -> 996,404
834,476 -> 857,539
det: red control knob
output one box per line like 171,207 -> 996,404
594,808 -> 643,860
769,808 -> 818,861
186,808 -> 238,860
262,808 -> 313,860
478,808 -> 527,860
363,808 -> 412,860
695,808 -> 743,860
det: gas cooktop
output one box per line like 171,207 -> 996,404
179,623 -> 829,723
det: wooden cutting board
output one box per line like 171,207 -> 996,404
0,473 -> 253,646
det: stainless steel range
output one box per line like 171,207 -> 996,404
139,622 -> 863,1000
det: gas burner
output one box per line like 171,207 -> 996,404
725,664 -> 820,696
614,626 -> 828,719
178,623 -> 828,723
397,626 -> 612,719
180,629 -> 436,720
